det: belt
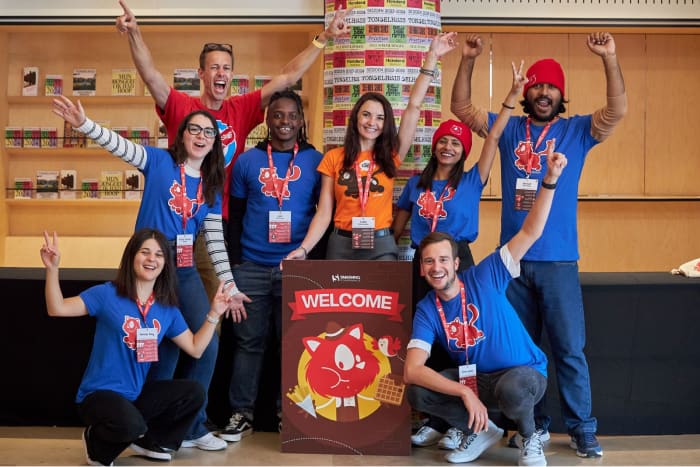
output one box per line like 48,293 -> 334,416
333,227 -> 393,238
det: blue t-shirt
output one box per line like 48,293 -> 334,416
135,147 -> 222,241
488,113 -> 598,261
76,282 -> 188,402
231,144 -> 322,266
410,249 -> 547,376
396,166 -> 485,247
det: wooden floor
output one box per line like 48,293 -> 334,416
1,427 -> 699,466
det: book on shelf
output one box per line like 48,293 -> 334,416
230,74 -> 250,96
40,127 -> 58,149
111,68 -> 137,96
13,177 -> 33,199
155,119 -> 168,148
23,127 -> 41,149
5,127 -> 23,148
129,127 -> 150,146
72,68 -> 97,96
44,74 -> 64,96
81,178 -> 99,199
173,68 -> 200,96
63,121 -> 86,148
59,169 -> 78,199
254,75 -> 272,90
87,120 -> 110,148
111,126 -> 129,140
124,169 -> 143,200
36,170 -> 59,199
22,66 -> 39,96
99,170 -> 124,199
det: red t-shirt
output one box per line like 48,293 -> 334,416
157,88 -> 264,219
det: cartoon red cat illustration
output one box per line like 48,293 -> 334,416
122,316 -> 161,350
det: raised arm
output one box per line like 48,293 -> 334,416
40,231 -> 89,317
260,8 -> 351,108
397,32 -> 458,160
587,32 -> 627,142
506,144 -> 567,262
116,0 -> 171,110
450,34 -> 489,138
476,60 -> 527,183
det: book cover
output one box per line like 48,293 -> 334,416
40,127 -> 58,148
129,127 -> 150,146
5,127 -> 23,148
72,68 -> 97,96
87,120 -> 110,148
111,68 -> 137,96
13,177 -> 33,199
230,74 -> 250,96
44,74 -> 64,96
36,170 -> 59,199
173,68 -> 200,96
254,75 -> 272,91
155,119 -> 168,148
63,121 -> 86,148
59,169 -> 78,199
23,127 -> 41,149
81,178 -> 99,199
99,170 -> 123,199
22,66 -> 39,96
124,169 -> 143,200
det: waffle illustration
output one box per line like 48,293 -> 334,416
374,374 -> 405,406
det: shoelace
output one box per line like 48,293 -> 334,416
578,432 -> 598,447
523,432 -> 544,454
226,413 -> 245,429
459,432 -> 478,450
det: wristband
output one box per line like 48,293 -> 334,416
502,102 -> 515,110
206,314 -> 219,324
541,181 -> 557,190
419,67 -> 438,80
312,35 -> 326,49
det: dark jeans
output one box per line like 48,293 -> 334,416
407,367 -> 546,437
77,380 -> 204,465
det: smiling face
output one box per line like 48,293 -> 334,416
198,50 -> 233,107
267,96 -> 302,150
434,135 -> 465,169
356,99 -> 386,149
421,240 -> 460,299
525,82 -> 562,123
133,238 -> 165,283
183,113 -> 216,166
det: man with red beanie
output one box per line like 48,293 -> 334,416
450,33 -> 627,459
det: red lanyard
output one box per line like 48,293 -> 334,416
524,117 -> 557,177
179,164 -> 203,231
136,292 -> 155,325
435,279 -> 470,363
354,159 -> 375,217
267,142 -> 299,210
425,183 -> 452,232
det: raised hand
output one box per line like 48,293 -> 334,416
587,32 -> 616,58
52,95 -> 86,128
116,0 -> 138,35
511,60 -> 528,95
40,231 -> 61,270
461,33 -> 484,59
430,32 -> 458,59
325,7 -> 353,39
544,139 -> 567,181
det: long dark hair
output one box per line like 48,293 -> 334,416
113,228 -> 178,307
267,90 -> 309,144
417,146 -> 467,192
343,92 -> 399,179
169,110 -> 225,206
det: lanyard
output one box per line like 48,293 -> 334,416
435,279 -> 470,364
136,292 -> 155,325
425,182 -> 452,232
179,164 -> 203,231
354,159 -> 375,217
523,117 -> 557,177
267,142 -> 299,210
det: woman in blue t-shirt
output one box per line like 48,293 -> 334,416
40,228 -> 232,465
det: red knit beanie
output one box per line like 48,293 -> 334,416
523,58 -> 565,98
431,119 -> 472,157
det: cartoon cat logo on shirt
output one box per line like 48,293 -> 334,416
167,181 -> 197,217
416,188 -> 455,221
259,166 -> 301,198
217,120 -> 238,168
445,303 -> 484,349
512,138 -> 555,173
122,316 -> 161,350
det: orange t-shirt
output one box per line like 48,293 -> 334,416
317,147 -> 400,231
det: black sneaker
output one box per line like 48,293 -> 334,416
130,436 -> 172,461
82,427 -> 114,466
219,412 -> 253,442
570,432 -> 603,458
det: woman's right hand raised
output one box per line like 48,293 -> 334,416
52,95 -> 87,129
40,230 -> 61,270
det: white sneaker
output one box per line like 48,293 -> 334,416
518,432 -> 547,466
180,432 -> 227,451
508,428 -> 550,448
444,420 -> 504,464
438,427 -> 463,450
411,425 -> 442,447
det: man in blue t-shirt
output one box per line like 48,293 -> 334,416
405,147 -> 567,466
450,32 -> 627,458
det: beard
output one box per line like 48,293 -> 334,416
525,96 -> 561,123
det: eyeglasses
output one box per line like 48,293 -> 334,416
186,123 -> 217,139
202,43 -> 233,53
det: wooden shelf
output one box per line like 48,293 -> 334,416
5,198 -> 140,207
7,96 -> 156,105
4,147 -> 136,158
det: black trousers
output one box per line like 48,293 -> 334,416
78,379 -> 204,465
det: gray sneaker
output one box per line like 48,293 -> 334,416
438,427 -> 463,450
444,420 -> 504,464
411,425 -> 442,447
508,428 -> 550,448
518,431 -> 547,466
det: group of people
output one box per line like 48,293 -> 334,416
40,1 -> 626,466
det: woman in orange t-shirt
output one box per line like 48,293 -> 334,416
286,32 -> 458,261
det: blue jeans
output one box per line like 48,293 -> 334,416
228,261 -> 282,419
147,265 -> 217,440
506,260 -> 597,435
407,367 -> 546,437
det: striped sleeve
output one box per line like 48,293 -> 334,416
76,117 -> 147,170
202,213 -> 239,296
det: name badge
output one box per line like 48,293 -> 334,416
269,210 -> 292,243
514,178 -> 538,211
176,233 -> 194,268
458,363 -> 478,397
136,327 -> 159,363
351,216 -> 375,249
